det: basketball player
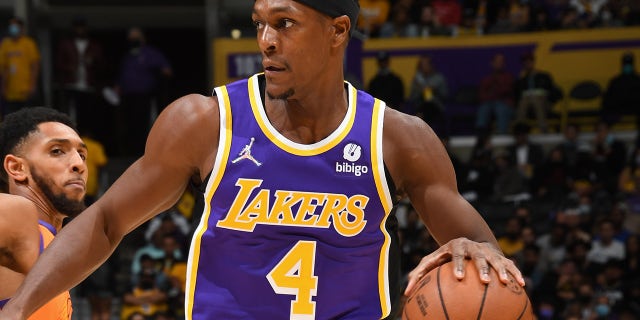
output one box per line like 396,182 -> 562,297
0,107 -> 87,319
0,1 -> 524,319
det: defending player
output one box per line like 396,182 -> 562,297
0,107 -> 87,319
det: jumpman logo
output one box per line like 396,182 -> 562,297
232,137 -> 262,166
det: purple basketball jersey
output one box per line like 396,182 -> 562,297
185,74 -> 395,319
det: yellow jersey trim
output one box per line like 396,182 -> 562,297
247,74 -> 357,156
185,86 -> 233,319
371,100 -> 393,318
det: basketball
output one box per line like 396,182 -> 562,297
402,261 -> 534,320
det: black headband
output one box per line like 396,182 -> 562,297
294,0 -> 360,35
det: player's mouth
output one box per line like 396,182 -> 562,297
66,179 -> 86,191
263,61 -> 286,74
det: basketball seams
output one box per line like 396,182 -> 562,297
402,262 -> 533,320
516,296 -> 530,320
436,265 -> 450,320
476,280 -> 489,320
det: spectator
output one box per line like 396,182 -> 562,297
367,51 -> 405,111
506,122 -> 545,185
113,27 -> 172,156
622,234 -> 639,282
379,4 -> 419,37
120,268 -> 168,320
606,202 -> 633,242
527,5 -> 553,31
514,52 -> 562,133
431,0 -> 463,34
357,0 -> 390,37
157,234 -> 187,318
133,254 -> 168,289
475,53 -> 515,134
80,256 -> 116,320
601,52 -> 640,138
569,0 -> 608,27
532,146 -> 571,202
508,0 -> 531,31
593,260 -> 625,312
143,208 -> 191,247
488,5 -> 520,34
414,4 -> 452,37
556,123 -> 581,167
131,229 -> 183,279
81,131 -> 108,206
408,54 -> 449,135
0,17 -> 40,118
517,244 -> 545,292
461,131 -> 495,201
620,146 -> 640,230
536,223 -> 568,272
591,121 -> 627,195
492,150 -> 531,203
498,216 -> 526,257
54,16 -> 108,142
587,219 -> 626,270
559,7 -> 584,29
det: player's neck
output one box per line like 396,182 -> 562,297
13,185 -> 65,231
266,83 -> 348,144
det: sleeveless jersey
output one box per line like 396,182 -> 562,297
185,74 -> 396,319
0,220 -> 72,320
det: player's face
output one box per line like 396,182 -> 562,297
23,122 -> 88,217
253,0 -> 334,100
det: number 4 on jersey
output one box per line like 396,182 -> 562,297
267,240 -> 319,320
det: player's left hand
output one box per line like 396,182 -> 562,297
404,237 -> 525,296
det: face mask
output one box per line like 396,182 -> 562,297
8,23 -> 20,37
595,304 -> 610,316
129,39 -> 142,50
538,308 -> 553,319
623,64 -> 634,75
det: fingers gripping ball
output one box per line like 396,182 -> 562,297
402,261 -> 534,320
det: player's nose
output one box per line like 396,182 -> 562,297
258,25 -> 277,54
70,151 -> 87,174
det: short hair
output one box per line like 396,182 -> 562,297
0,107 -> 77,183
9,16 -> 24,26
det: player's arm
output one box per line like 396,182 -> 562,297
0,94 -> 220,320
381,109 -> 524,295
0,197 -> 40,274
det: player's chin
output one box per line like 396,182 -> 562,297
265,86 -> 295,101
66,189 -> 86,200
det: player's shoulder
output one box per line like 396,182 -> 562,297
0,194 -> 39,228
381,107 -> 446,167
158,94 -> 220,127
170,93 -> 219,112
148,94 -> 221,165
382,107 -> 437,142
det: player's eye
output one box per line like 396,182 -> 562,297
51,148 -> 64,156
253,20 -> 264,30
278,19 -> 294,29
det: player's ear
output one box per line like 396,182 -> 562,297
331,15 -> 350,48
4,155 -> 28,183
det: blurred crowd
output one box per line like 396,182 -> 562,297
0,3 -> 640,319
357,0 -> 640,38
398,119 -> 640,319
0,16 -> 173,159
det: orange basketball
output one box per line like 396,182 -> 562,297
402,261 -> 534,320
